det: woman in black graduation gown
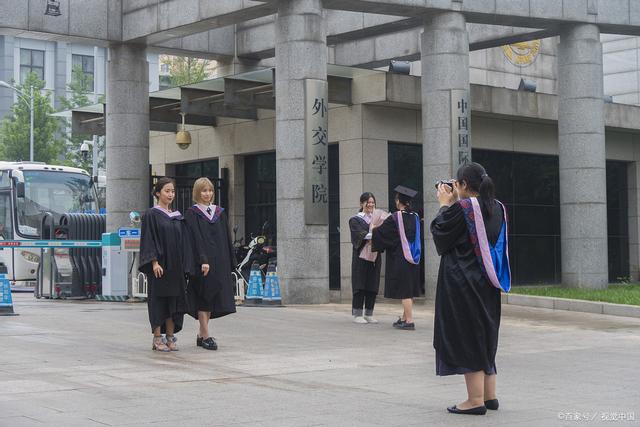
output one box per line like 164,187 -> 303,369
139,177 -> 192,352
184,177 -> 236,351
371,186 -> 422,330
431,162 -> 510,416
349,192 -> 382,324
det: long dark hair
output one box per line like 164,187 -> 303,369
359,192 -> 376,212
456,162 -> 496,218
152,177 -> 175,200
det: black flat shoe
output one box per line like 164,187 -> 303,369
394,321 -> 415,330
201,337 -> 218,350
485,399 -> 499,410
392,317 -> 405,327
196,336 -> 203,347
447,405 -> 487,415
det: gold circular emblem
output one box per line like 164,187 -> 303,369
502,40 -> 541,67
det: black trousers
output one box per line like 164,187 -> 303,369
352,290 -> 377,316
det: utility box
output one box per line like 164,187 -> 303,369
101,233 -> 128,297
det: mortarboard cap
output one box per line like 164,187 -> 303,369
394,185 -> 418,199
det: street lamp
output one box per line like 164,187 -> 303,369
81,136 -> 99,181
0,80 -> 34,162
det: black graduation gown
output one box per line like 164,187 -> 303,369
430,200 -> 503,375
139,207 -> 192,333
371,211 -> 421,299
349,215 -> 381,294
184,206 -> 237,319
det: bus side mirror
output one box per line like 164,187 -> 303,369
16,182 -> 25,198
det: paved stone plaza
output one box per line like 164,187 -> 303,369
0,294 -> 638,426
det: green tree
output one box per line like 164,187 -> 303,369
0,72 -> 64,163
162,55 -> 211,86
58,65 -> 104,172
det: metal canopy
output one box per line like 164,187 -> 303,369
67,64 -> 373,135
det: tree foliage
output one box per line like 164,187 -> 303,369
0,72 -> 64,163
161,55 -> 211,86
58,65 -> 104,172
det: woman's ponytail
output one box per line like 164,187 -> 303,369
479,174 -> 495,218
456,162 -> 496,218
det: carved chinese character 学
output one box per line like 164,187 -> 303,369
312,184 -> 328,203
312,155 -> 327,175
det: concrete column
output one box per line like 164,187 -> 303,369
0,36 -> 15,119
105,44 -> 149,232
338,138 -> 388,302
558,25 -> 608,289
54,42 -> 67,110
275,0 -> 329,303
421,12 -> 469,298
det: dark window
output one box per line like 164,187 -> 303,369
607,160 -> 629,282
172,159 -> 219,213
71,54 -> 94,92
245,153 -> 276,245
473,149 -> 561,284
329,144 -> 340,290
473,149 -> 629,284
0,192 -> 14,240
20,49 -> 45,82
388,142 -> 425,293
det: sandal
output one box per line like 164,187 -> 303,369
152,336 -> 170,352
166,335 -> 179,351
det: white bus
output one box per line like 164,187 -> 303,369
0,162 -> 99,289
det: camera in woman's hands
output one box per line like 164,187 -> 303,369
435,179 -> 456,190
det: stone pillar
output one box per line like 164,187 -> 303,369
105,44 -> 149,232
275,0 -> 329,303
421,12 -> 469,298
54,42 -> 67,110
558,25 -> 608,289
0,36 -> 14,119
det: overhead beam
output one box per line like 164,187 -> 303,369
322,0 -> 640,35
181,88 -> 258,120
334,24 -> 557,68
123,1 -> 277,44
224,78 -> 275,110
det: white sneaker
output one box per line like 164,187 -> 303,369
353,316 -> 368,324
364,316 -> 378,324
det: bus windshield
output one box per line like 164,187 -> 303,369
15,171 -> 98,237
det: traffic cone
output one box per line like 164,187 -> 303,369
243,262 -> 263,306
0,274 -> 18,316
262,270 -> 273,302
263,260 -> 282,306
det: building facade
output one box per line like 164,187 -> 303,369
0,35 -> 159,120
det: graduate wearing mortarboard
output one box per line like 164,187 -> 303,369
430,162 -> 511,416
371,185 -> 422,330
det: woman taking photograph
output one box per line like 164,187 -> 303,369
349,192 -> 383,324
139,177 -> 192,352
431,162 -> 511,416
184,177 -> 236,351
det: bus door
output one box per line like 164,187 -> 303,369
0,190 -> 15,281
